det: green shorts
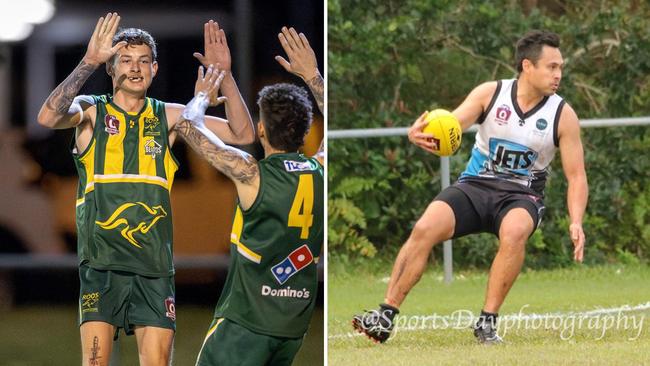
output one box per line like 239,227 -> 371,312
78,264 -> 176,337
195,317 -> 303,366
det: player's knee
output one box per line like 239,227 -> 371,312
138,340 -> 173,366
138,351 -> 171,366
498,223 -> 530,249
410,218 -> 448,249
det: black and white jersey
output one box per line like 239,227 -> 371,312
459,79 -> 566,195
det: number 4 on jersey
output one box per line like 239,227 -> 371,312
288,175 -> 314,239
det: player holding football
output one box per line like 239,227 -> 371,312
177,27 -> 324,365
353,30 -> 588,344
37,13 -> 254,365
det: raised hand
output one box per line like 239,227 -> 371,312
408,112 -> 439,153
193,20 -> 232,71
83,12 -> 127,66
195,64 -> 227,107
275,26 -> 319,81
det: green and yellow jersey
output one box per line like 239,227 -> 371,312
215,153 -> 324,338
73,95 -> 178,277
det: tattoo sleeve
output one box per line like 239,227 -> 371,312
305,73 -> 324,114
44,60 -> 97,115
175,120 -> 259,184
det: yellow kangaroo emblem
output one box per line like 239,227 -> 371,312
95,202 -> 167,248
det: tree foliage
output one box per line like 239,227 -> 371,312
328,0 -> 650,267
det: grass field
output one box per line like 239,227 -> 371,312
329,265 -> 650,365
0,305 -> 322,365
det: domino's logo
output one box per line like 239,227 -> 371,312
271,245 -> 314,285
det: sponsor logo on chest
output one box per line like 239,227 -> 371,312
489,138 -> 538,172
261,285 -> 311,299
494,104 -> 512,125
271,244 -> 314,285
144,117 -> 161,136
105,114 -> 120,135
530,117 -> 550,138
144,138 -> 163,159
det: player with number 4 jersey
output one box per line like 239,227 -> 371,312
176,26 -> 324,366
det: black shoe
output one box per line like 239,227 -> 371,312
473,313 -> 503,345
352,304 -> 399,344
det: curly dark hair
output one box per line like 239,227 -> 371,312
110,28 -> 157,63
515,30 -> 560,73
257,83 -> 313,152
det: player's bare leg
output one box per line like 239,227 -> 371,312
80,321 -> 116,366
353,200 -> 455,343
134,326 -> 174,366
384,200 -> 456,307
475,207 -> 534,344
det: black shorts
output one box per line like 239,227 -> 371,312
434,177 -> 545,239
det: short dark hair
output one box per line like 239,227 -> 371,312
515,30 -> 560,72
257,83 -> 313,152
111,28 -> 157,63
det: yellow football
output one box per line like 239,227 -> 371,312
422,109 -> 462,156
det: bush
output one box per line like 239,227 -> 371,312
328,0 -> 650,267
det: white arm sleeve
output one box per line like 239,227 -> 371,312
68,95 -> 96,122
181,92 -> 225,147
181,92 -> 210,126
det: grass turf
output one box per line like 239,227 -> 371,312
328,265 -> 650,365
0,305 -> 322,365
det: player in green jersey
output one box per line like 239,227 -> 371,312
36,13 -> 255,366
173,27 -> 323,366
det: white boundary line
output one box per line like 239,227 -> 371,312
328,301 -> 650,339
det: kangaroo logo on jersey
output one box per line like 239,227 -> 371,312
271,245 -> 314,285
96,202 -> 167,248
104,114 -> 120,135
144,138 -> 162,159
495,105 -> 512,125
488,138 -> 538,176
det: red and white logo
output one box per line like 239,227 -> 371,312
105,115 -> 120,135
164,297 -> 176,321
271,245 -> 314,285
495,104 -> 511,125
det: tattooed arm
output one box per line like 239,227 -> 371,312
175,119 -> 259,185
275,26 -> 324,114
275,26 -> 325,164
37,13 -> 126,129
304,72 -> 324,114
38,61 -> 98,129
176,65 -> 261,209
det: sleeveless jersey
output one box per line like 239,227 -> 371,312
214,153 -> 324,338
72,95 -> 178,277
460,79 -> 565,195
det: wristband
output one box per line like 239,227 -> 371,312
182,92 -> 210,125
